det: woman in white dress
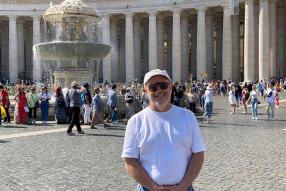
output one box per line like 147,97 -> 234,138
229,87 -> 237,114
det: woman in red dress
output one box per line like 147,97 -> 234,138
14,86 -> 28,125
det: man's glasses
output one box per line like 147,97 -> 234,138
147,82 -> 170,92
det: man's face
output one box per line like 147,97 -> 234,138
145,76 -> 172,106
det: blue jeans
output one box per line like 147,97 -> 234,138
137,184 -> 194,191
40,101 -> 49,121
266,102 -> 275,119
204,102 -> 213,119
251,101 -> 258,118
111,106 -> 118,122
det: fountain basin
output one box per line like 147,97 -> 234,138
34,41 -> 111,60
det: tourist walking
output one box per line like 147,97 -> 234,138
54,87 -> 67,124
248,85 -> 259,120
107,84 -> 118,123
14,86 -> 28,125
124,88 -> 135,120
122,69 -> 206,191
38,86 -> 51,124
242,87 -> 250,114
264,82 -> 277,121
202,84 -> 214,123
67,81 -> 85,135
27,86 -> 39,124
0,85 -> 10,123
91,87 -> 105,129
83,83 -> 92,125
229,86 -> 237,114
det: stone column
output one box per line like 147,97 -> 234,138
133,17 -> 141,80
172,9 -> 182,82
244,0 -> 255,82
111,18 -> 119,82
216,14 -> 223,80
119,23 -> 126,82
269,0 -> 277,77
181,13 -> 190,82
102,14 -> 112,82
142,21 -> 149,75
190,17 -> 197,79
232,15 -> 240,81
197,8 -> 206,81
157,16 -> 165,70
222,8 -> 232,80
166,21 -> 173,76
206,11 -> 214,80
125,13 -> 134,82
259,0 -> 270,80
148,11 -> 157,70
32,16 -> 42,81
8,15 -> 18,83
1,22 -> 9,77
276,8 -> 285,77
254,3 -> 260,80
17,20 -> 24,75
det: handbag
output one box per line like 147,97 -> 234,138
24,106 -> 29,112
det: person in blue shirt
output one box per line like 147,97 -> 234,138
107,84 -> 118,123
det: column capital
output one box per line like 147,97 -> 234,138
101,13 -> 111,18
31,15 -> 41,20
124,12 -> 134,17
245,0 -> 254,4
197,7 -> 206,13
147,10 -> 157,17
8,15 -> 17,20
172,9 -> 182,15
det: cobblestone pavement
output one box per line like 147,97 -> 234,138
0,96 -> 285,191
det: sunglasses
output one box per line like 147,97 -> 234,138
147,82 -> 170,92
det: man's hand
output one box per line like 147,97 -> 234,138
162,184 -> 188,191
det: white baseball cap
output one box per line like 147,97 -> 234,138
143,69 -> 171,86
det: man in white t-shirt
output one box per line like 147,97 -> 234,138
122,69 -> 206,191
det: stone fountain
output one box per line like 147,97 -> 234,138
33,0 -> 111,87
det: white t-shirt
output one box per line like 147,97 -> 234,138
265,88 -> 276,103
250,90 -> 258,101
122,105 -> 206,185
204,89 -> 213,103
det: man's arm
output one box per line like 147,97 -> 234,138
164,152 -> 204,191
125,158 -> 162,191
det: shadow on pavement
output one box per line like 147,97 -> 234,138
84,133 -> 124,138
0,140 -> 10,143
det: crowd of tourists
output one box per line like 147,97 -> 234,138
0,76 -> 285,133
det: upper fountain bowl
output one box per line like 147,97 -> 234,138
34,41 -> 111,60
44,0 -> 100,23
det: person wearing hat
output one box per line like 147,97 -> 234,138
202,83 -> 214,123
67,81 -> 85,135
27,86 -> 39,124
122,69 -> 206,191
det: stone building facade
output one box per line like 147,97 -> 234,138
0,0 -> 284,83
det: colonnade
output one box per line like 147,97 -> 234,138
0,0 -> 285,83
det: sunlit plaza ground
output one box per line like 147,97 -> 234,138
0,95 -> 285,191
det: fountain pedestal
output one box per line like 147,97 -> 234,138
53,69 -> 94,87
